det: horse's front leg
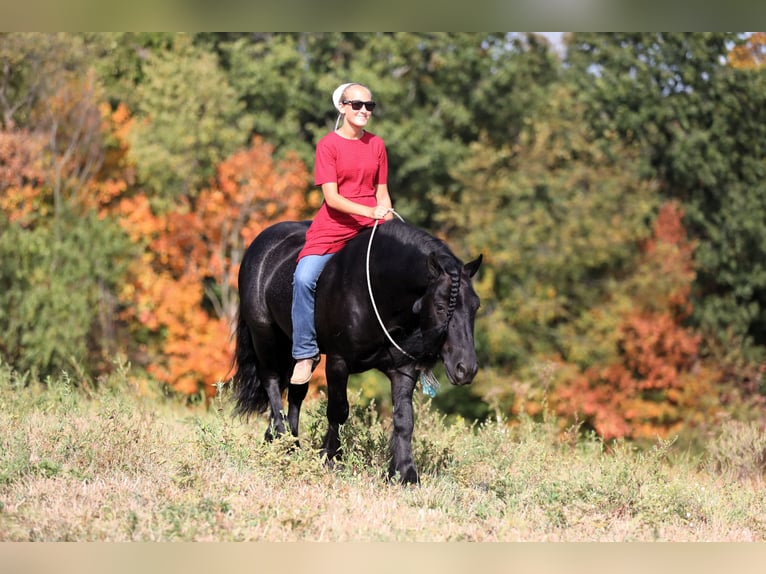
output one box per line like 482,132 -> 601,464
286,381 -> 309,442
387,368 -> 419,484
320,356 -> 349,464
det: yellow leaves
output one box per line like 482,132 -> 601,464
110,101 -> 132,128
728,33 -> 766,70
87,178 -> 128,216
115,194 -> 157,241
1,184 -> 43,224
545,286 -> 556,299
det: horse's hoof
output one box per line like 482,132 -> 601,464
321,447 -> 344,468
389,466 -> 419,485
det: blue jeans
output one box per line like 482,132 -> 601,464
291,253 -> 334,359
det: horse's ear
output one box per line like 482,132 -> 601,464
412,297 -> 423,314
427,252 -> 444,279
464,254 -> 483,278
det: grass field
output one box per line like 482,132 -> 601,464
2,361 -> 765,542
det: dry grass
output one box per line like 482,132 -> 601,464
2,362 -> 766,542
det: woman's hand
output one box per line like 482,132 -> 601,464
371,205 -> 392,220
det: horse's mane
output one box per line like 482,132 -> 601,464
379,220 -> 458,266
372,221 -> 463,360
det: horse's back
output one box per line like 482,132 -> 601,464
239,221 -> 310,330
239,218 -> 436,364
313,220 -> 435,369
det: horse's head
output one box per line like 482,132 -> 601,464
412,252 -> 483,386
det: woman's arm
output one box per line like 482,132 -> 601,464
322,182 -> 391,220
375,184 -> 394,221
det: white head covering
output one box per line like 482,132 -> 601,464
333,82 -> 355,112
332,82 -> 355,130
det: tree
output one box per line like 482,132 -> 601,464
565,33 -> 766,363
0,210 -> 132,378
0,34 -> 133,379
728,32 -> 766,70
0,33 -> 86,130
114,134 -> 310,396
434,80 -> 658,420
0,128 -> 45,224
127,34 -> 252,204
0,33 -> 105,228
196,136 -> 311,326
554,202 -> 721,441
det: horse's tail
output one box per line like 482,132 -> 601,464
231,311 -> 270,417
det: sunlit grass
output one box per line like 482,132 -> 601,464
1,361 -> 765,541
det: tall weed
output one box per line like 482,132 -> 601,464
704,419 -> 766,482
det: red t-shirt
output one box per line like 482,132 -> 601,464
298,130 -> 389,259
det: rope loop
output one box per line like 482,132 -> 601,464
366,209 -> 416,360
366,209 -> 442,396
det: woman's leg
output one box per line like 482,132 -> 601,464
291,253 -> 333,383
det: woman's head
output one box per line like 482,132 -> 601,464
332,82 -> 375,131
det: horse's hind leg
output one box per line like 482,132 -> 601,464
262,370 -> 286,442
261,368 -> 307,448
320,356 -> 349,464
252,323 -> 294,442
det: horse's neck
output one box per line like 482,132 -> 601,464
375,238 -> 433,288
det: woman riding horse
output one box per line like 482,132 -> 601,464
232,82 -> 483,484
290,82 -> 394,385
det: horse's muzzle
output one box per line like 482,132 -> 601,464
445,359 -> 478,386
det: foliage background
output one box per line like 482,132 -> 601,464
2,32 -> 766,449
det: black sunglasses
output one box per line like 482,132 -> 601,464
342,99 -> 376,111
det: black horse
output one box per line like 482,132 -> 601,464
231,218 -> 482,484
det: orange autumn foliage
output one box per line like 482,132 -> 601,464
84,103 -> 136,216
0,129 -> 46,224
555,201 -> 719,440
115,135 -> 311,397
1,85 -> 117,226
116,131 -> 308,396
93,103 -> 312,396
195,136 -> 311,299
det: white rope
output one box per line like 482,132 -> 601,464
366,209 -> 417,360
365,209 -> 441,397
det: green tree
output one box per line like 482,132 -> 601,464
209,32 -> 560,225
87,32 -> 178,112
565,33 -> 766,361
436,81 -> 658,419
0,210 -> 132,379
127,34 -> 252,203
